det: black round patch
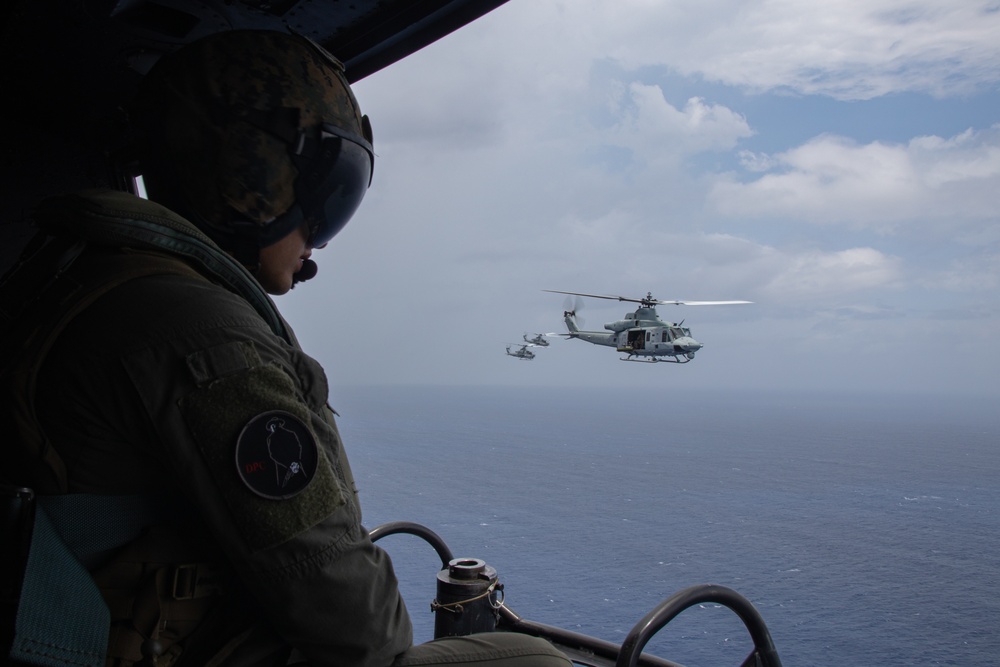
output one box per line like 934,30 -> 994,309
235,411 -> 318,499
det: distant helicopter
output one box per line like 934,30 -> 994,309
544,290 -> 752,363
505,344 -> 537,360
523,332 -> 558,346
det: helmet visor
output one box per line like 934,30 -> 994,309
302,123 -> 374,247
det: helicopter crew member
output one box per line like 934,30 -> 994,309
0,29 -> 571,667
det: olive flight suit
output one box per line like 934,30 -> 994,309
5,190 -> 569,667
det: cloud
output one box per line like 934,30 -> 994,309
354,65 -> 505,149
644,235 -> 906,304
589,1 -> 1000,100
758,246 -> 904,300
710,126 -> 1000,231
487,219 -> 904,307
609,87 -> 754,159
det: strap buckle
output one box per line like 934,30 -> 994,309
171,563 -> 199,600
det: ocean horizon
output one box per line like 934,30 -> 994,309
332,385 -> 999,666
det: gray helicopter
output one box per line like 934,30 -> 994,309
505,344 -> 537,360
545,290 -> 752,363
522,332 -> 558,346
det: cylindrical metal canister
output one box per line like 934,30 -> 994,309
433,557 -> 499,638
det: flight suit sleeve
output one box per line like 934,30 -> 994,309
117,282 -> 413,667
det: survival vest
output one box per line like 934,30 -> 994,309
0,189 -> 290,666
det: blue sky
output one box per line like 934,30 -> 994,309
280,0 -> 1000,398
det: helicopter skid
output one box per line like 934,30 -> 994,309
620,355 -> 690,364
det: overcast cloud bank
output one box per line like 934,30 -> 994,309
283,0 -> 1000,398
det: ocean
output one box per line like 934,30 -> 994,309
332,385 -> 1000,667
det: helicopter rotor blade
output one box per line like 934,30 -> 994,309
654,300 -> 753,306
546,289 -> 752,307
546,289 -> 643,304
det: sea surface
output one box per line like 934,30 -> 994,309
332,385 -> 1000,667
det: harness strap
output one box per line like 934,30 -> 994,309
10,494 -> 175,667
10,495 -> 224,667
93,525 -> 227,667
1,242 -> 207,494
12,505 -> 107,667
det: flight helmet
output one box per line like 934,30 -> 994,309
131,29 -> 374,267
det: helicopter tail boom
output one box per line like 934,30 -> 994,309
562,311 -> 580,334
562,311 -> 619,346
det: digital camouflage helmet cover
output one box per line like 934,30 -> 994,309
131,29 -> 374,267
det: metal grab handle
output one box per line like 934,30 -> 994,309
617,584 -> 782,667
368,522 -> 783,667
369,520 -> 454,569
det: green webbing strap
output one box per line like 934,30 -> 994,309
9,494 -> 172,667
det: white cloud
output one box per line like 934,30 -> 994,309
582,0 -> 1000,100
758,246 -> 904,300
610,88 -> 753,159
710,126 -> 1000,231
638,235 -> 907,304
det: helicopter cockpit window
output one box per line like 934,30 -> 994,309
670,328 -> 684,339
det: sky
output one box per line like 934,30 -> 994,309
280,0 -> 1000,398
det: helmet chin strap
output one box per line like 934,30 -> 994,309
291,258 -> 318,287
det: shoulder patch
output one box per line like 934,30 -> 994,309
236,411 -> 318,499
179,363 -> 344,551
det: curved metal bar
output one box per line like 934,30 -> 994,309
617,584 -> 782,667
497,605 -> 684,667
368,524 -> 782,667
369,520 -> 454,568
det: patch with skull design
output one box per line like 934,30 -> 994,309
235,411 -> 318,499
